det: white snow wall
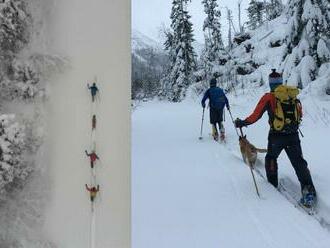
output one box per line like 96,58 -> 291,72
44,1 -> 131,247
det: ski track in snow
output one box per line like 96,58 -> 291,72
214,152 -> 280,248
132,99 -> 330,248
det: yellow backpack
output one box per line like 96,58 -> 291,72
272,85 -> 301,132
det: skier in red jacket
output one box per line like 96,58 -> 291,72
85,150 -> 99,168
235,69 -> 316,207
85,184 -> 100,202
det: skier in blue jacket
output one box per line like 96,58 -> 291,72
201,78 -> 230,141
88,82 -> 99,102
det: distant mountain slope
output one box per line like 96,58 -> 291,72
131,30 -> 168,99
132,29 -> 162,52
132,29 -> 204,56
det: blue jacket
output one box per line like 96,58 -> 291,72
201,86 -> 229,110
88,85 -> 98,96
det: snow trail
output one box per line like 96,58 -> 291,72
89,96 -> 98,248
44,0 -> 130,247
91,208 -> 96,248
132,100 -> 330,248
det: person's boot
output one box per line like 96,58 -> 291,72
212,125 -> 218,141
220,132 -> 225,141
300,185 -> 316,208
220,123 -> 225,141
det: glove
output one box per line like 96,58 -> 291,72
202,102 -> 206,108
234,118 -> 247,128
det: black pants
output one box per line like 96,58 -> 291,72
265,132 -> 315,193
209,107 -> 223,125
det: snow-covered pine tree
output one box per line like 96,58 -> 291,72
0,0 -> 35,99
0,0 -> 30,56
247,0 -> 265,30
201,0 -> 225,80
159,28 -> 175,98
267,0 -> 284,20
0,114 -> 29,201
163,0 -> 197,102
282,0 -> 330,88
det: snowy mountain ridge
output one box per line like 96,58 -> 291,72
132,29 -> 162,52
132,29 -> 204,56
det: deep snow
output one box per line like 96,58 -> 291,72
43,0 -> 130,247
132,87 -> 330,248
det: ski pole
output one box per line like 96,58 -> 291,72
199,107 -> 205,140
249,163 -> 261,197
239,127 -> 244,137
228,108 -> 240,137
228,109 -> 260,197
240,127 -> 261,198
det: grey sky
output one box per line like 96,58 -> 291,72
132,0 -> 250,44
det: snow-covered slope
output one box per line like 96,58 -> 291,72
132,29 -> 203,58
132,29 -> 162,51
225,15 -> 290,84
131,29 -> 166,66
225,11 -> 330,92
43,0 -> 130,247
132,89 -> 330,247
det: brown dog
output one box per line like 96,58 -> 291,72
239,135 -> 267,167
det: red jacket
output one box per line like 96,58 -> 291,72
86,184 -> 100,193
245,93 -> 302,126
89,153 -> 98,162
86,152 -> 99,162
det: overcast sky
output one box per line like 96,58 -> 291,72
132,0 -> 250,44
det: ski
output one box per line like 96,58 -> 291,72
278,179 -> 317,216
252,165 -> 317,214
254,165 -> 330,229
208,133 -> 226,144
227,148 -> 330,229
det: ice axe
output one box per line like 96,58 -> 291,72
199,107 -> 205,140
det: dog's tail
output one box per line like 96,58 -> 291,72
256,148 -> 267,153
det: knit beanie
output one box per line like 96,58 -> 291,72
269,69 -> 283,91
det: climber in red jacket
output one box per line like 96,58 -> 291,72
85,184 -> 100,202
85,150 -> 99,168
